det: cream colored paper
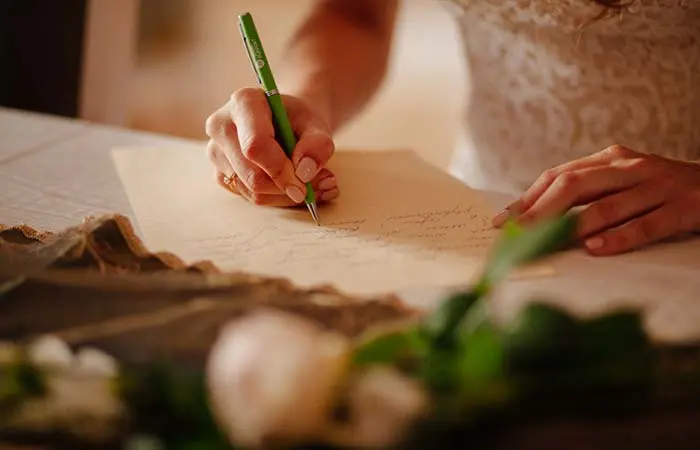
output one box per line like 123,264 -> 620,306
111,146 -> 553,296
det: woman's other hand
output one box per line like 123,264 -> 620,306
493,145 -> 700,255
205,87 -> 339,207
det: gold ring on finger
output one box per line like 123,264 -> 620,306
223,173 -> 236,187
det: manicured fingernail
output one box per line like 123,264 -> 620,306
318,176 -> 337,191
492,201 -> 523,227
285,185 -> 305,203
492,209 -> 510,227
320,188 -> 339,202
296,157 -> 318,183
586,236 -> 605,250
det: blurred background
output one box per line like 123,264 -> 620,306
1,0 -> 466,169
132,0 -> 466,169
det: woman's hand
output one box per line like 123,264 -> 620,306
493,145 -> 700,255
205,87 -> 339,207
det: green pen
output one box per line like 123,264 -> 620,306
238,12 -> 320,225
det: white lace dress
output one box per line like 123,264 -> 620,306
442,0 -> 700,195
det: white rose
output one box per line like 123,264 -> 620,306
206,309 -> 351,447
331,367 -> 429,448
6,335 -> 123,440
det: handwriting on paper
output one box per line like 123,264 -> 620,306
112,146 -> 554,295
189,205 -> 496,272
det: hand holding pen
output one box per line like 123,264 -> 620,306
204,13 -> 339,222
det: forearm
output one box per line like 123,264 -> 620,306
277,0 -> 399,134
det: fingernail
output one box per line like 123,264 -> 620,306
296,157 -> 318,183
492,201 -> 523,227
317,176 -> 337,191
492,209 -> 510,228
586,236 -> 605,250
320,188 -> 339,202
285,185 -> 305,203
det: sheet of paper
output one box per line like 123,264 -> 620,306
111,146 -> 553,296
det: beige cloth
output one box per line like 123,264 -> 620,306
443,0 -> 700,194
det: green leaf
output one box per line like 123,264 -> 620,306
352,328 -> 427,368
455,298 -> 489,339
457,321 -> 505,384
456,326 -> 511,409
419,348 -> 462,394
503,302 -> 581,373
575,310 -> 655,388
579,310 -> 650,363
117,363 -> 228,446
421,289 -> 484,349
421,304 -> 505,399
483,214 -> 578,286
0,360 -> 46,407
420,215 -> 576,354
502,219 -> 522,240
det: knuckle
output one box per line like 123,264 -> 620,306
265,161 -> 285,181
205,111 -> 235,139
205,140 -> 218,162
554,171 -> 580,192
603,144 -> 632,159
538,168 -> 559,186
240,136 -> 269,161
636,217 -> 657,242
230,87 -> 260,105
244,170 -> 268,193
205,112 -> 223,137
594,200 -> 618,224
625,157 -> 653,171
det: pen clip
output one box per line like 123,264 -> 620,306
239,21 -> 262,87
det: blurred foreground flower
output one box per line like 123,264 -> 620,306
206,309 -> 351,447
2,335 -> 123,441
330,366 -> 428,447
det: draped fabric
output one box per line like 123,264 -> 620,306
441,0 -> 700,194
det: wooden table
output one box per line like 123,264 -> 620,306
2,106 -> 699,344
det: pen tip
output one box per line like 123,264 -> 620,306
306,202 -> 320,226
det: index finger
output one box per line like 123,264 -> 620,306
230,88 -> 307,201
519,145 -> 635,211
516,165 -> 643,225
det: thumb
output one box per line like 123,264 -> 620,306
292,129 -> 335,183
285,106 -> 333,183
284,95 -> 335,183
